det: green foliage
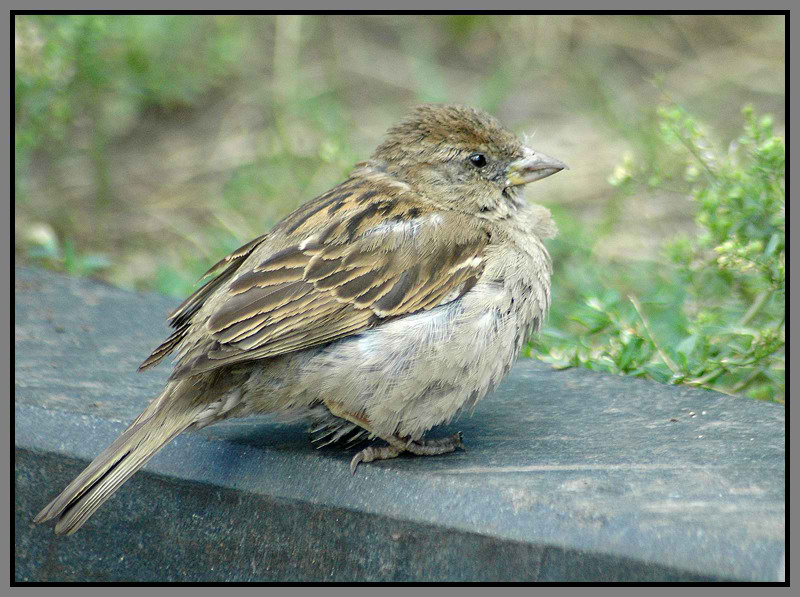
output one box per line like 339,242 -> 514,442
534,105 -> 785,402
15,16 -> 784,403
22,223 -> 111,277
15,14 -> 250,201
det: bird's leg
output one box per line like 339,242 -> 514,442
323,400 -> 406,473
323,400 -> 464,474
323,400 -> 408,449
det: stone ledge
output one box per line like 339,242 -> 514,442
14,267 -> 785,581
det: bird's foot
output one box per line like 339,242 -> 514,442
405,431 -> 464,455
349,432 -> 464,474
349,444 -> 403,474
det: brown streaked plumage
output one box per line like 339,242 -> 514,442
151,191 -> 489,381
35,104 -> 567,535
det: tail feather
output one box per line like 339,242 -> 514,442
34,391 -> 200,535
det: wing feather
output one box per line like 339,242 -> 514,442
140,179 -> 489,380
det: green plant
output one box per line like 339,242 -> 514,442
533,104 -> 785,402
15,15 -> 250,202
22,223 -> 111,277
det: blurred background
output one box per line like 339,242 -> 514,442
15,14 -> 785,401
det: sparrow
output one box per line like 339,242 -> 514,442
34,104 -> 566,535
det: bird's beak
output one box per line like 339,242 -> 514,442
505,148 -> 568,187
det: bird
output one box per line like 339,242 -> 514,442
34,103 -> 566,535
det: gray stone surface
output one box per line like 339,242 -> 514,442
14,267 -> 785,581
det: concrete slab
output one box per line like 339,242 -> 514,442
14,267 -> 785,581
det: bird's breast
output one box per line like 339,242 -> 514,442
289,239 -> 551,440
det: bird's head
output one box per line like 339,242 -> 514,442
370,104 -> 567,219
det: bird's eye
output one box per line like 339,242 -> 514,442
469,153 -> 487,168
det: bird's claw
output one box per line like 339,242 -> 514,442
350,452 -> 364,475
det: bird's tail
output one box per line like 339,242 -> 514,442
34,384 -> 201,535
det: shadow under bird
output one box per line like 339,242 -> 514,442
35,104 -> 567,535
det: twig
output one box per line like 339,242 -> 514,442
686,367 -> 726,387
678,133 -> 717,179
730,365 -> 765,394
629,295 -> 680,376
739,290 -> 769,327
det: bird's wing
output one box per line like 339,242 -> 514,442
140,181 -> 489,380
138,233 -> 271,371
